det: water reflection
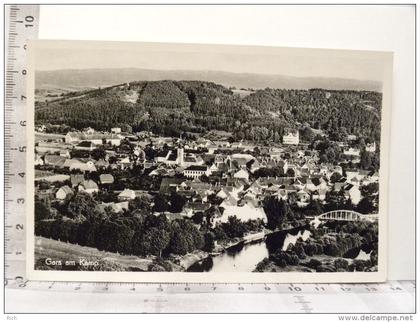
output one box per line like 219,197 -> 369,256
188,226 -> 310,272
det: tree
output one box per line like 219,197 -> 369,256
286,168 -> 295,177
330,172 -> 342,183
91,147 -> 106,161
169,192 -> 186,213
300,126 -> 315,143
139,227 -> 170,257
221,216 -> 247,238
263,197 -> 293,230
66,192 -> 99,221
120,123 -> 132,133
168,220 -> 204,254
153,193 -> 169,212
129,196 -> 152,214
324,190 -> 347,212
35,198 -> 51,221
203,232 -> 215,252
360,150 -> 372,170
356,197 -> 374,214
304,200 -> 323,217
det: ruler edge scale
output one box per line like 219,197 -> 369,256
4,4 -> 40,286
2,4 -> 415,314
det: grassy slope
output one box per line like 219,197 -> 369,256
35,236 -> 158,271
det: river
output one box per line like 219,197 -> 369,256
188,226 -> 311,272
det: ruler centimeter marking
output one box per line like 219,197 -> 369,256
4,4 -> 39,284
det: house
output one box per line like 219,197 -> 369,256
70,174 -> 85,187
83,127 -> 95,134
233,168 -> 249,181
36,141 -> 70,154
347,134 -> 357,141
156,148 -> 185,166
35,154 -> 44,166
182,202 -> 211,218
36,124 -> 46,132
117,156 -> 131,169
111,127 -> 121,134
95,159 -> 109,169
99,174 -> 114,185
59,150 -> 71,158
183,165 -> 211,179
74,141 -> 96,151
209,163 -> 218,173
65,132 -> 122,146
366,142 -> 376,152
99,201 -> 129,213
44,155 -> 66,168
346,169 -> 359,182
343,147 -> 360,157
344,184 -> 361,205
148,168 -> 169,177
247,180 -> 263,195
283,131 -> 299,145
297,189 -> 310,203
276,189 -> 288,201
231,153 -> 254,169
118,189 -> 136,201
159,177 -> 185,194
78,180 -> 99,194
55,185 -> 73,200
64,159 -> 97,172
247,159 -> 261,173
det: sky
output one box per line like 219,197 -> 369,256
31,40 -> 391,83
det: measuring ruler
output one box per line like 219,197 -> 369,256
5,280 -> 415,313
4,4 -> 40,284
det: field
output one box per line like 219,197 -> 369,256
34,236 -> 178,272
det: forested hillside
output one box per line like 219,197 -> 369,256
35,80 -> 382,142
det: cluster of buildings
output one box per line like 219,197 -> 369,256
35,126 -> 379,226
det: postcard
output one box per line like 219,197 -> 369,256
26,40 -> 392,283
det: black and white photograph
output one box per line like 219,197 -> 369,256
26,40 -> 392,282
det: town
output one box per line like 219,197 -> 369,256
34,121 -> 380,273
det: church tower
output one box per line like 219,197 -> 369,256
177,148 -> 184,166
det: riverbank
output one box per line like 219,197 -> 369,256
254,252 -> 377,273
34,220 -> 311,273
181,222 -> 310,272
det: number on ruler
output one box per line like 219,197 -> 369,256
289,286 -> 302,292
25,15 -> 34,28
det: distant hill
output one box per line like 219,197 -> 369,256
35,68 -> 382,92
35,80 -> 382,143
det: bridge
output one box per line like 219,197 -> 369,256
311,210 -> 378,222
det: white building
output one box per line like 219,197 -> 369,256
343,147 -> 360,157
283,131 -> 299,145
183,166 -> 211,179
344,184 -> 361,205
366,142 -> 376,152
65,132 -> 122,146
233,169 -> 249,181
111,127 -> 121,134
118,189 -> 136,201
55,185 -> 73,200
78,180 -> 99,194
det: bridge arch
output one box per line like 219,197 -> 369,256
316,210 -> 377,222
